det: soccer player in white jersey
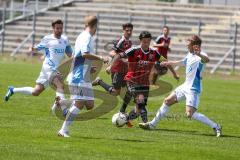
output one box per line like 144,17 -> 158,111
139,35 -> 222,137
58,15 -> 108,137
4,20 -> 73,114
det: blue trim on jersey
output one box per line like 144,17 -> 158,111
71,55 -> 85,84
45,48 -> 50,58
65,45 -> 73,54
36,45 -> 45,51
191,62 -> 203,93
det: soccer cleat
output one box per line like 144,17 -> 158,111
213,124 -> 222,137
58,130 -> 70,138
4,86 -> 14,102
126,121 -> 133,128
139,122 -> 155,130
92,77 -> 101,86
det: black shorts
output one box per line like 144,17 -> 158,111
111,72 -> 126,90
127,82 -> 149,104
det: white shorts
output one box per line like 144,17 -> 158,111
69,82 -> 94,101
174,85 -> 200,109
36,66 -> 60,89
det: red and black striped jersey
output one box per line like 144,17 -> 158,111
120,46 -> 163,86
155,34 -> 171,59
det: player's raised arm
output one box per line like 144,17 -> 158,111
82,54 -> 109,63
193,45 -> 210,63
158,55 -> 179,81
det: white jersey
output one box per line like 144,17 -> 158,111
68,30 -> 95,85
36,34 -> 72,70
181,51 -> 208,93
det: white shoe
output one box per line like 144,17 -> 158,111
139,122 -> 155,130
213,124 -> 222,137
58,130 -> 70,138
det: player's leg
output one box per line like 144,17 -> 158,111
149,67 -> 159,85
139,85 -> 185,130
85,100 -> 94,110
52,74 -> 65,100
119,90 -> 132,113
127,83 -> 139,121
92,72 -> 122,96
149,92 -> 177,126
136,93 -> 148,123
51,75 -> 67,115
185,93 -> 221,137
58,100 -> 84,137
4,83 -> 45,101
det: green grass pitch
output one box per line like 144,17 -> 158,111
0,58 -> 240,160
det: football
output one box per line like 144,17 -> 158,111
112,112 -> 128,127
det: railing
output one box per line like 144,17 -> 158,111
10,10 -> 36,57
0,0 -> 75,55
178,0 -> 240,6
210,22 -> 238,74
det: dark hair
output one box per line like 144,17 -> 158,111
188,35 -> 202,46
163,26 -> 169,30
52,19 -> 63,27
139,31 -> 152,40
122,23 -> 133,30
84,15 -> 98,28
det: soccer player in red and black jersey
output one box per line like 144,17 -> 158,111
150,26 -> 178,84
109,31 -> 178,123
92,23 -> 133,113
154,26 -> 171,59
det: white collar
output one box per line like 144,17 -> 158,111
141,47 -> 150,54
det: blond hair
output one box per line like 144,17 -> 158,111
84,15 -> 98,28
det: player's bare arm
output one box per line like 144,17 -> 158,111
82,53 -> 109,63
193,45 -> 210,63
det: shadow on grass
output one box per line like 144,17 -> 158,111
113,138 -> 155,143
74,135 -> 155,143
149,128 -> 240,139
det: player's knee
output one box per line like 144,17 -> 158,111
110,89 -> 120,96
32,90 -> 40,96
186,110 -> 194,118
86,105 -> 94,110
136,94 -> 145,104
164,98 -> 172,106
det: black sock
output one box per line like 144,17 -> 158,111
138,103 -> 148,123
128,109 -> 138,121
98,80 -> 112,93
120,91 -> 132,113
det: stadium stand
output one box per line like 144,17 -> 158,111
1,0 -> 240,73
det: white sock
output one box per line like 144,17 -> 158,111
56,92 -> 66,111
150,103 -> 169,126
60,104 -> 80,133
56,92 -> 65,99
192,112 -> 217,129
13,87 -> 33,95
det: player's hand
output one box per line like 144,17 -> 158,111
101,56 -> 109,64
90,66 -> 97,74
168,47 -> 171,52
193,45 -> 201,56
28,46 -> 35,55
106,66 -> 111,74
160,61 -> 170,67
163,42 -> 169,48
